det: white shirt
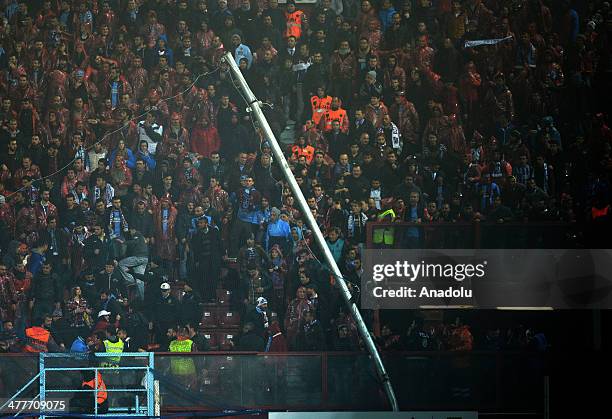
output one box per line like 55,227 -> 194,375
370,188 -> 382,210
88,150 -> 107,170
138,121 -> 163,155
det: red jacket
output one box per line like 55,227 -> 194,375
190,125 -> 220,158
268,332 -> 288,352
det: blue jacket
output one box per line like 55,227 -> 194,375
109,148 -> 136,169
379,7 -> 397,32
326,238 -> 345,263
70,336 -> 89,353
265,219 -> 291,250
136,151 -> 157,170
235,43 -> 253,69
27,251 -> 46,276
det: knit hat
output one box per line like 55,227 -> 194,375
367,70 -> 377,80
257,297 -> 268,307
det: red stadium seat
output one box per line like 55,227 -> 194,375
218,311 -> 240,328
200,310 -> 217,328
202,332 -> 218,350
216,289 -> 232,306
217,332 -> 236,351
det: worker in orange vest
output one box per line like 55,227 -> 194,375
23,316 -> 63,353
320,97 -> 349,133
310,86 -> 332,126
72,370 -> 108,414
290,135 -> 315,164
285,0 -> 305,39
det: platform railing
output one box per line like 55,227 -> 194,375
0,352 -> 155,417
365,221 -> 579,249
0,351 -> 547,414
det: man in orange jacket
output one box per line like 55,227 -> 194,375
290,135 -> 315,164
285,0 -> 305,40
320,97 -> 349,133
23,316 -> 63,352
71,370 -> 109,414
310,86 -> 332,126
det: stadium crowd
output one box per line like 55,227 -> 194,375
0,0 -> 610,355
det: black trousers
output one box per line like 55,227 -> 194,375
193,258 -> 220,301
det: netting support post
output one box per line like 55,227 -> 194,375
39,353 -> 46,419
222,52 -> 399,411
147,351 -> 155,416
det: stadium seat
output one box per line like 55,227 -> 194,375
218,311 -> 240,328
202,332 -> 218,350
200,310 -> 217,329
217,332 -> 236,351
216,288 -> 232,306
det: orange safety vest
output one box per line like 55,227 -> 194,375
291,145 -> 315,164
82,372 -> 108,404
24,326 -> 50,353
322,108 -> 348,132
285,10 -> 304,39
310,95 -> 332,125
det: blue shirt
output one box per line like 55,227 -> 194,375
189,215 -> 213,236
236,188 -> 259,224
379,7 -> 397,32
110,148 -> 136,169
70,337 -> 89,353
235,44 -> 253,69
110,210 -> 123,238
111,81 -> 119,108
265,220 -> 291,250
136,151 -> 157,170
406,206 -> 420,238
28,251 -> 46,276
326,238 -> 345,263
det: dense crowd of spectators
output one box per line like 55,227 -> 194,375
0,0 -> 610,355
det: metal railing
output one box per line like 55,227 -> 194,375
0,351 -> 546,414
365,221 -> 579,249
0,352 -> 155,417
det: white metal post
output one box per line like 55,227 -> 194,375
222,52 -> 399,411
40,353 -> 46,419
148,352 -> 155,416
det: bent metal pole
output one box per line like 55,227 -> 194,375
222,52 -> 399,411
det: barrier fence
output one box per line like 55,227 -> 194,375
0,351 -> 545,414
365,222 -> 579,249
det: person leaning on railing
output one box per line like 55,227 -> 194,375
169,326 -> 197,387
71,369 -> 109,414
23,315 -> 63,353
372,206 -> 396,248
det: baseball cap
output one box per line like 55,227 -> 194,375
256,297 -> 268,307
98,310 -> 111,317
160,282 -> 171,290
